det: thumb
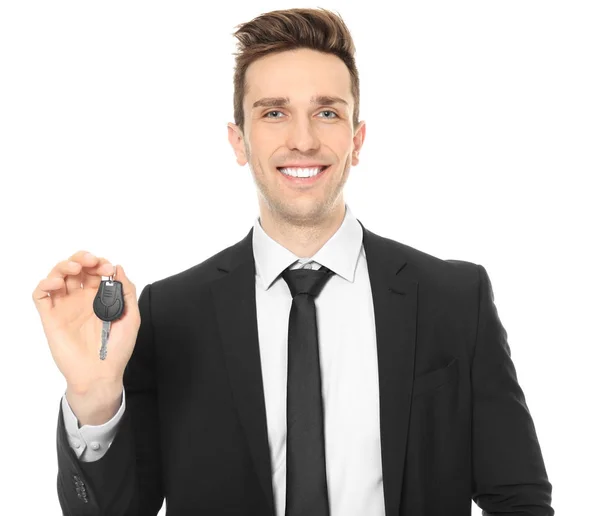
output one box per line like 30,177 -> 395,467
114,264 -> 136,304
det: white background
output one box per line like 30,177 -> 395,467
1,1 -> 598,514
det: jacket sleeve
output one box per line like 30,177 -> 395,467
56,283 -> 165,515
471,264 -> 554,515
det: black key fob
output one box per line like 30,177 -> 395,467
93,279 -> 125,322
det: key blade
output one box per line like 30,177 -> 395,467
101,321 -> 111,346
100,321 -> 111,360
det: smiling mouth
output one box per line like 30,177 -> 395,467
276,165 -> 329,177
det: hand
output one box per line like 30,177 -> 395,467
32,250 -> 141,398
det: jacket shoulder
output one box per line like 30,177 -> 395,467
149,235 -> 247,298
374,231 -> 481,292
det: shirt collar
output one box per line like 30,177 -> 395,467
252,203 -> 364,291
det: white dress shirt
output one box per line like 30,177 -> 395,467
62,203 -> 386,516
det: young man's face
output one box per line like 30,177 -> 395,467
228,48 -> 366,226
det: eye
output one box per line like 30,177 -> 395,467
264,110 -> 284,119
318,110 -> 338,119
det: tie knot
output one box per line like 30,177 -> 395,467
281,265 -> 334,298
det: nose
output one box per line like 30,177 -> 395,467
285,116 -> 320,153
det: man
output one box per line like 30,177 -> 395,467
40,7 -> 553,516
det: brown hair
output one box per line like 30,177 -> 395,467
231,7 -> 360,135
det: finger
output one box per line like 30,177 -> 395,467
65,250 -> 100,293
81,257 -> 115,290
65,251 -> 114,292
114,264 -> 138,314
32,276 -> 65,317
45,258 -> 86,300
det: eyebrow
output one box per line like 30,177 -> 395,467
252,95 -> 349,110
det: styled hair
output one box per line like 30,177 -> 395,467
231,7 -> 360,135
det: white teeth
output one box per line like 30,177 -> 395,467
279,166 -> 325,178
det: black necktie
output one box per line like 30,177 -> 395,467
281,264 -> 335,516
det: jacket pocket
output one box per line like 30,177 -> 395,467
412,356 -> 459,398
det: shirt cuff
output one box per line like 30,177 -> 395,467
61,388 -> 126,462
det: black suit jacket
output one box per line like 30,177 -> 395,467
56,220 -> 553,515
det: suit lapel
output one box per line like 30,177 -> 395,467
359,221 -> 418,515
210,248 -> 276,515
211,220 -> 418,515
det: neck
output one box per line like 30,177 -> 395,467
258,201 -> 346,259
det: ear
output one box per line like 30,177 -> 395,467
227,123 -> 248,166
352,120 -> 366,166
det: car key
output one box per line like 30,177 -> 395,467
93,274 -> 125,360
